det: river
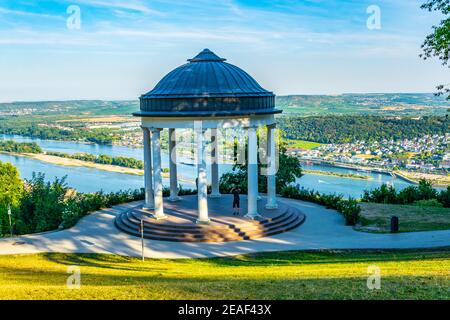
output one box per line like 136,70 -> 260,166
0,134 -> 414,198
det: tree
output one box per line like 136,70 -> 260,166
0,161 -> 23,236
420,0 -> 450,99
219,131 -> 303,194
16,173 -> 68,233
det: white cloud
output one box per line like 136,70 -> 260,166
0,7 -> 64,20
0,29 -> 106,46
75,0 -> 163,15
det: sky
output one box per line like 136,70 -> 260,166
0,0 -> 448,102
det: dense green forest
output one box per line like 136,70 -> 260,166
0,117 -> 118,144
0,141 -> 42,153
2,114 -> 448,146
277,115 -> 450,144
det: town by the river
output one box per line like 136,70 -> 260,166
0,134 -> 414,198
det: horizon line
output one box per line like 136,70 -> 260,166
0,92 -> 444,104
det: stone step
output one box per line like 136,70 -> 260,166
114,207 -> 305,243
235,210 -> 300,235
127,208 -> 292,233
121,209 -> 297,237
117,213 -> 299,241
118,217 -> 245,241
114,218 -> 248,242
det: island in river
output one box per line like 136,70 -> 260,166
302,169 -> 372,180
27,153 -> 146,176
1,151 -> 172,178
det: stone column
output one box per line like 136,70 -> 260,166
245,126 -> 261,219
210,128 -> 221,198
142,127 -> 154,210
151,128 -> 166,220
265,125 -> 278,209
195,123 -> 209,224
168,128 -> 180,202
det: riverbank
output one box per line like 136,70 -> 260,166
394,170 -> 450,187
303,159 -> 392,174
302,159 -> 448,187
26,153 -> 146,176
18,152 -> 202,184
303,169 -> 372,180
0,150 -> 145,176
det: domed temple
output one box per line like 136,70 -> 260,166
135,48 -> 279,117
115,49 -> 305,242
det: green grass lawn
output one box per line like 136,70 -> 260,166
0,250 -> 449,300
286,139 -> 322,150
358,203 -> 450,233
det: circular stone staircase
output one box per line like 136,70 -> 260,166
114,196 -> 305,243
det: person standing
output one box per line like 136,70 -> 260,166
231,186 -> 241,216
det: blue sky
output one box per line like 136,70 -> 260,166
0,0 -> 448,101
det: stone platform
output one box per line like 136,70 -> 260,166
115,195 -> 305,242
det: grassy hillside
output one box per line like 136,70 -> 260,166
358,203 -> 450,233
0,250 -> 449,300
286,139 -> 323,149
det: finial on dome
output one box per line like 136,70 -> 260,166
188,49 -> 227,62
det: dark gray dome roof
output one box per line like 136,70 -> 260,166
135,49 -> 280,117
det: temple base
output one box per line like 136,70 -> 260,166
152,214 -> 168,220
196,219 -> 210,225
265,203 -> 278,210
115,195 -> 305,243
168,196 -> 182,202
244,213 -> 263,220
209,193 -> 222,198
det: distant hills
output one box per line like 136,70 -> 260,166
1,93 -> 449,117
0,100 -> 139,117
276,93 -> 450,117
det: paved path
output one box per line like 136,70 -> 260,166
0,197 -> 449,258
